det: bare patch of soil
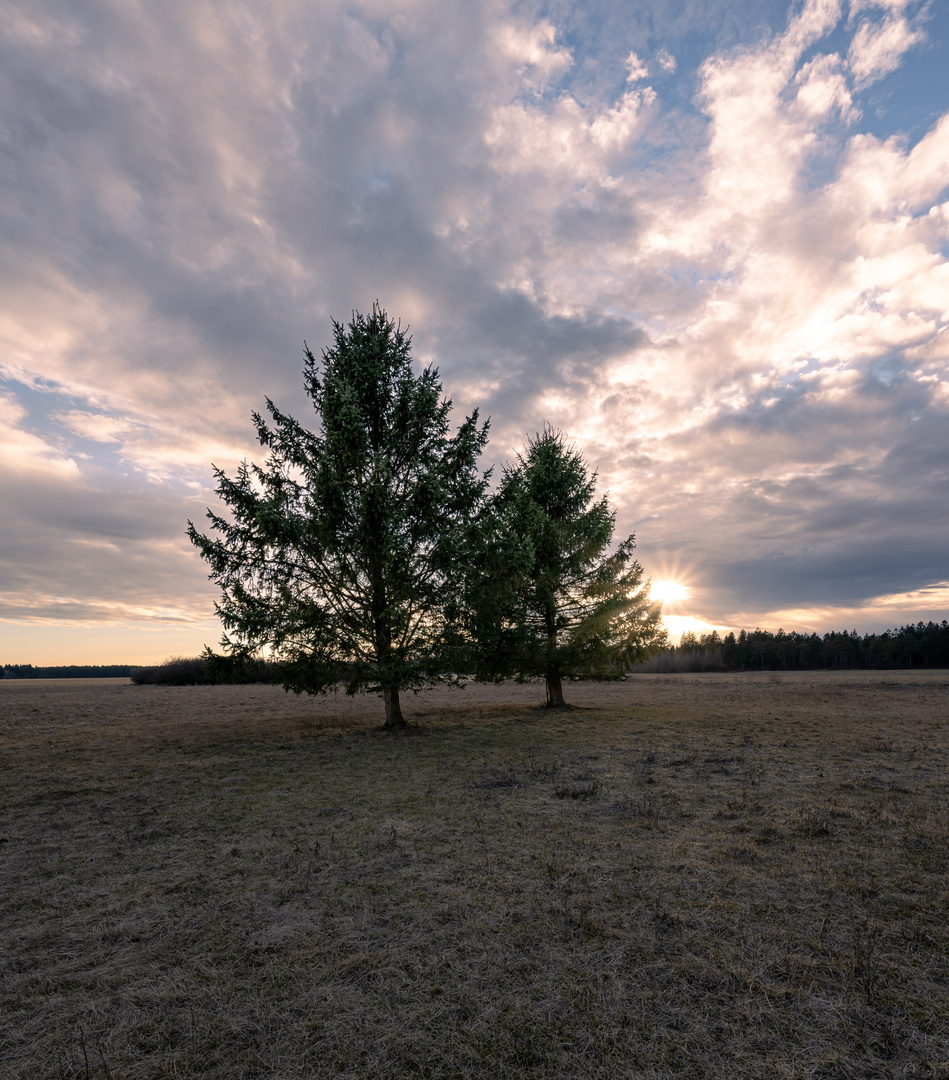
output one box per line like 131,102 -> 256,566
2,672 -> 948,1078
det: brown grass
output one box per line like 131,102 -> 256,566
1,671 -> 948,1079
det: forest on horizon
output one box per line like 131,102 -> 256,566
4,620 -> 948,680
642,620 -> 949,673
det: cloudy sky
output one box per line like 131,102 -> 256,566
2,0 -> 947,664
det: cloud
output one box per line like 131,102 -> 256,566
0,393 -> 80,482
626,50 -> 648,82
563,0 -> 948,629
656,47 -> 676,73
793,53 -> 855,121
493,18 -> 573,87
848,14 -> 923,88
0,0 -> 947,660
1,389 -> 220,641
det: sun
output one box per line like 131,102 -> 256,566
651,579 -> 691,606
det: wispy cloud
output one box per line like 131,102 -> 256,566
656,47 -> 676,73
849,13 -> 924,88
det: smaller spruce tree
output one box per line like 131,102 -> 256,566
471,426 -> 667,706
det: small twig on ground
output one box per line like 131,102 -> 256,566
79,1025 -> 90,1080
95,1038 -> 114,1080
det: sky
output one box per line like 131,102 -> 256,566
1,0 -> 948,664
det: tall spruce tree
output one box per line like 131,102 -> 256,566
472,427 -> 666,706
188,305 -> 489,729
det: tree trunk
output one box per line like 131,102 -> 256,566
545,669 -> 565,708
545,603 -> 565,707
383,686 -> 406,729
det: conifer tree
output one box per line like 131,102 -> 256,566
188,305 -> 489,729
472,427 -> 666,706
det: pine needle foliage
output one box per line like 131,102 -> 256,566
188,305 -> 489,729
473,427 -> 667,706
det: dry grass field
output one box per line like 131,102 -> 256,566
1,671 -> 948,1079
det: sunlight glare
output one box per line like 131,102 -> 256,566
651,579 -> 691,606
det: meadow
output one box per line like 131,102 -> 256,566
1,671 -> 948,1079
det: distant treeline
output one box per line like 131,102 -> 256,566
130,654 -> 281,686
638,621 -> 949,673
7,620 -> 949,683
2,656 -> 281,685
1,664 -> 134,679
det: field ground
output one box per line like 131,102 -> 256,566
1,671 -> 948,1079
